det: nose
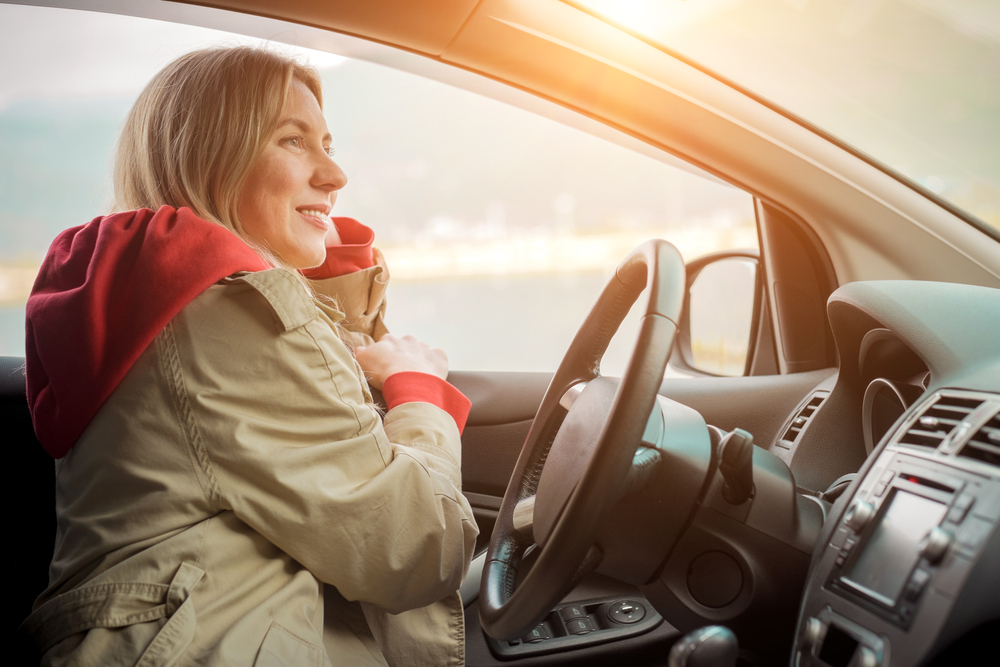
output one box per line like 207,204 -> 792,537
313,152 -> 348,193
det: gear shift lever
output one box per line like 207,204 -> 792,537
668,625 -> 738,667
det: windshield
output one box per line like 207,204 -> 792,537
574,0 -> 1000,232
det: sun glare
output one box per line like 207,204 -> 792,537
574,0 -> 738,37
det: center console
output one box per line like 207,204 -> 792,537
794,390 -> 1000,667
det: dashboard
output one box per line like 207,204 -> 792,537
787,281 -> 1000,666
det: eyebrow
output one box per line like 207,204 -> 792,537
276,117 -> 332,144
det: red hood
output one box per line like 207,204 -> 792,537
25,206 -> 269,458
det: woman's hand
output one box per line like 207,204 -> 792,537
354,334 -> 448,390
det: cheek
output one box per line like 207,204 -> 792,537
238,158 -> 288,233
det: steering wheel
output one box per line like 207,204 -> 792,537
479,239 -> 686,640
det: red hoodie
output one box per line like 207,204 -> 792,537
26,206 -> 469,459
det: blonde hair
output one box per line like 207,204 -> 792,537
113,45 -> 323,267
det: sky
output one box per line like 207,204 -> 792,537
0,3 -> 346,110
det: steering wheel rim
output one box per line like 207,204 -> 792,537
479,239 -> 686,640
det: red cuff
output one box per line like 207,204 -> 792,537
301,217 -> 375,279
381,372 -> 472,434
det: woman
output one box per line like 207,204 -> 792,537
20,46 -> 478,666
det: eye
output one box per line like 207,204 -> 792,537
325,146 -> 336,157
281,135 -> 304,149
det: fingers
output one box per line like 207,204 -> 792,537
353,334 -> 449,389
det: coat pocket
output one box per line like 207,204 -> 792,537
254,621 -> 324,667
22,562 -> 205,667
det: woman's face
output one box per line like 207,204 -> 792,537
238,77 -> 347,269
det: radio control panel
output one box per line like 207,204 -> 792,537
795,447 -> 1000,667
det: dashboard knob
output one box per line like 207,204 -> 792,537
845,500 -> 876,533
919,526 -> 954,564
799,617 -> 824,656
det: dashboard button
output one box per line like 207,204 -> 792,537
904,568 -> 931,601
954,493 -> 975,511
948,493 -> 976,524
608,600 -> 646,624
957,516 -> 993,555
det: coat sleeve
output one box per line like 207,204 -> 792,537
170,270 -> 477,614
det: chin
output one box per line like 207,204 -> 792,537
294,248 -> 328,271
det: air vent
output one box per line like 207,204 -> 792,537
781,392 -> 828,444
898,395 -> 984,449
958,411 -> 1000,467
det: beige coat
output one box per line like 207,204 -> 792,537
21,264 -> 478,666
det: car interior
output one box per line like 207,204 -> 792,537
6,1 -> 1000,666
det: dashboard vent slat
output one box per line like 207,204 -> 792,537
898,395 -> 984,450
959,412 -> 1000,467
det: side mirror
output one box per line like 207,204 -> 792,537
673,250 -> 761,377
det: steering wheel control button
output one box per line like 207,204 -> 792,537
558,605 -> 587,622
845,500 -> 876,533
608,600 -> 646,624
919,526 -> 954,564
523,623 -> 551,643
566,617 -> 596,635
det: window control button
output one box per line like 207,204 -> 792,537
566,617 -> 596,635
523,624 -> 550,643
558,605 -> 587,622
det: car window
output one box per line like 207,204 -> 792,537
0,4 -> 757,375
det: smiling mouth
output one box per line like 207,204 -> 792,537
298,209 -> 331,228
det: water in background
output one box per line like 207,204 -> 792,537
0,274 -> 645,375
387,272 -> 645,375
0,305 -> 26,357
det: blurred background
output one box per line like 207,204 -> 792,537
0,2 -> 763,373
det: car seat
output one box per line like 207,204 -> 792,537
2,355 -> 54,664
